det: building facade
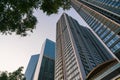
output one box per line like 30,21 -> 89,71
37,39 -> 55,80
55,13 -> 113,80
71,0 -> 120,60
25,54 -> 40,80
25,39 -> 55,80
86,59 -> 120,80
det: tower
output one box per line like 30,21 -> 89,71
25,39 -> 55,80
55,13 -> 113,80
25,54 -> 39,80
71,0 -> 120,60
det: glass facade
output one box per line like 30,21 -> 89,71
37,39 -> 55,80
71,0 -> 120,60
38,56 -> 54,80
78,0 -> 120,23
25,54 -> 40,80
26,39 -> 55,80
43,39 -> 55,60
55,13 -> 113,80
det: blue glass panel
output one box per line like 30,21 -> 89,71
25,54 -> 40,80
100,28 -> 110,38
103,32 -> 114,42
107,35 -> 119,47
43,39 -> 55,59
111,42 -> 120,52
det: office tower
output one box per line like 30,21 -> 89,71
33,39 -> 55,80
25,39 -> 55,80
71,0 -> 120,60
25,54 -> 39,80
55,13 -> 113,80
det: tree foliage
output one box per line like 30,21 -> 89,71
0,0 -> 70,36
0,71 -> 8,80
40,0 -> 71,15
0,67 -> 26,80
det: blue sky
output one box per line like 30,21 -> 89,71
0,8 -> 88,73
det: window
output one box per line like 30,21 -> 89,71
107,35 -> 119,47
100,28 -> 110,38
91,20 -> 98,28
95,23 -> 102,32
97,29 -> 103,35
111,42 -> 120,52
93,22 -> 101,30
90,19 -> 96,27
103,32 -> 114,42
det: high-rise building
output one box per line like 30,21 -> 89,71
55,13 -> 113,80
25,54 -> 40,80
71,0 -> 120,60
25,39 -> 55,80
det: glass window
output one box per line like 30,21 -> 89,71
109,1 -> 114,5
97,25 -> 106,35
100,28 -> 110,38
89,18 -> 96,27
95,23 -> 102,32
104,0 -> 108,3
107,35 -> 119,47
114,42 -> 120,49
86,15 -> 91,23
103,32 -> 114,42
117,2 -> 120,7
93,22 -> 101,30
87,16 -> 92,23
106,1 -> 112,5
111,42 -> 120,52
91,20 -> 98,28
97,29 -> 103,35
112,2 -> 118,7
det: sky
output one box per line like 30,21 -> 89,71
0,8 -> 88,73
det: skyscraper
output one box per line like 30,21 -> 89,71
71,0 -> 120,60
25,39 -> 55,80
25,54 -> 39,80
55,13 -> 113,80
